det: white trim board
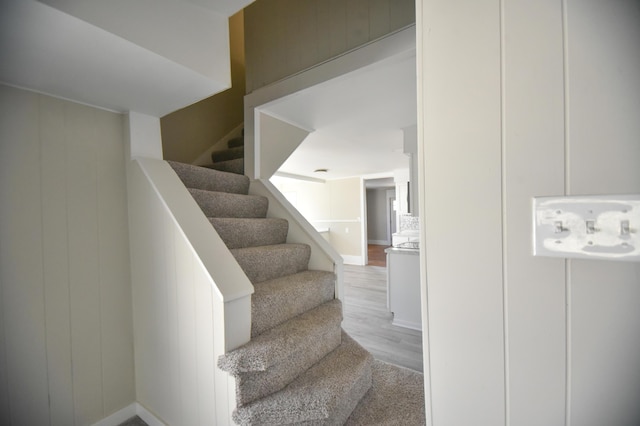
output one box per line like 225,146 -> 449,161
91,403 -> 165,426
342,255 -> 365,266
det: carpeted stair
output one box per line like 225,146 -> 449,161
167,158 -> 425,425
168,160 -> 372,425
206,134 -> 245,174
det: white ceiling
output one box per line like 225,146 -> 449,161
0,0 -> 246,117
263,52 -> 417,182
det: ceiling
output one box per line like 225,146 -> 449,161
0,0 -> 247,117
262,51 -> 417,182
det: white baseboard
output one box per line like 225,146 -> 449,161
367,239 -> 389,245
342,255 -> 365,265
92,403 -> 137,426
91,402 -> 165,426
136,403 -> 166,426
392,318 -> 422,331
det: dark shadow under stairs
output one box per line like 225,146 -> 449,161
163,136 -> 425,425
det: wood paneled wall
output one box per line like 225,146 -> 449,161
0,85 -> 134,425
244,0 -> 415,93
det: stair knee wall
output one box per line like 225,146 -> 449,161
129,158 -> 254,425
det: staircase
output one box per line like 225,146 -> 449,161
164,134 -> 425,425
168,158 -> 372,424
205,134 -> 245,175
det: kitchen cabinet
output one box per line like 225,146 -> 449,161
385,247 -> 422,331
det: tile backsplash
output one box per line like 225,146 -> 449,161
399,214 -> 419,232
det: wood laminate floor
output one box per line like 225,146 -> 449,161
342,264 -> 424,372
367,244 -> 388,267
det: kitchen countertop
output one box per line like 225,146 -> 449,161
385,247 -> 420,255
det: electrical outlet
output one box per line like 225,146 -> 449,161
533,194 -> 640,261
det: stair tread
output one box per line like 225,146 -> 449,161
233,332 -> 373,426
209,217 -> 288,249
168,160 -> 248,194
231,243 -> 311,284
252,270 -> 335,337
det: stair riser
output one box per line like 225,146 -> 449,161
207,158 -> 244,175
210,218 -> 288,249
212,146 -> 244,162
234,323 -> 342,406
227,136 -> 244,149
168,160 -> 249,194
232,333 -> 373,425
231,244 -> 311,284
252,271 -> 335,337
189,188 -> 268,218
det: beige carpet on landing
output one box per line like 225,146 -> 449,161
346,360 -> 425,425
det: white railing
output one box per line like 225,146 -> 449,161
128,158 -> 253,425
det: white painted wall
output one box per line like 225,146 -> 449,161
271,176 -> 365,264
417,1 -> 640,425
0,84 -> 134,425
257,113 -> 310,179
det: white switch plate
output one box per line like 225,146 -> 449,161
533,194 -> 640,261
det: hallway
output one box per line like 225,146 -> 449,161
367,244 -> 388,267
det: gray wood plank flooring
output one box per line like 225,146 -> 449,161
342,264 -> 424,372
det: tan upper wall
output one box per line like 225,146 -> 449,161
244,0 -> 415,93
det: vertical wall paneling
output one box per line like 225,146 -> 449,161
315,1 -> 332,62
0,260 -> 8,426
299,0 -> 319,71
502,2 -> 567,425
0,85 -> 50,426
95,101 -> 134,417
328,0 -> 348,60
389,0 -> 415,30
567,2 -> 640,425
0,85 -> 133,425
129,158 -> 252,425
40,95 -> 76,426
420,0 -> 505,424
195,269 -> 216,424
163,214 -> 182,425
369,0 -> 390,40
244,0 -> 415,92
418,0 -> 640,424
66,101 -> 105,425
346,0 -> 369,50
174,227 -> 199,425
